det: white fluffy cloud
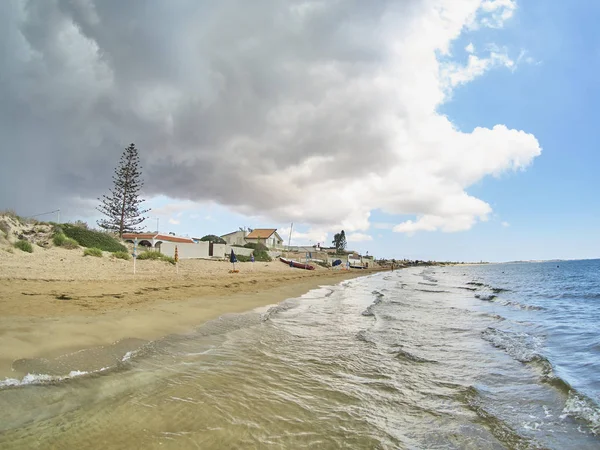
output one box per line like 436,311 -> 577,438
0,0 -> 540,236
346,233 -> 374,242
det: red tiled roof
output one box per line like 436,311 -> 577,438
246,228 -> 277,239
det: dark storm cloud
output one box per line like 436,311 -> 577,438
0,0 -> 540,232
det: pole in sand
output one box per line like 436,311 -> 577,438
174,245 -> 179,275
133,238 -> 138,274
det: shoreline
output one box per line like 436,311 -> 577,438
0,262 -> 382,379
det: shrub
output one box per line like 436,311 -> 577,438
53,233 -> 67,246
112,251 -> 131,261
61,238 -> 80,249
235,254 -> 251,262
60,223 -> 127,252
253,250 -> 272,262
244,242 -> 269,252
83,247 -> 103,257
200,234 -> 226,244
14,240 -> 33,253
72,220 -> 89,229
136,251 -> 175,265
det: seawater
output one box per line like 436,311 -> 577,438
1,260 -> 599,449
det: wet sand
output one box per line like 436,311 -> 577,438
0,247 -> 380,377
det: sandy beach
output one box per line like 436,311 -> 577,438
0,246 -> 380,378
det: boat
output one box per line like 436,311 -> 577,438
279,257 -> 315,270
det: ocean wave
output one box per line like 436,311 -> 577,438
561,392 -> 600,435
355,330 -> 376,345
457,385 -> 540,448
362,296 -> 384,317
1,367 -> 110,389
393,348 -> 437,364
416,288 -> 450,293
481,328 -> 544,364
467,282 -> 487,287
475,293 -> 497,301
501,300 -> 545,311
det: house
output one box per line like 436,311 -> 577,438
220,230 -> 248,246
122,232 -> 226,259
122,233 -> 195,250
245,228 -> 284,249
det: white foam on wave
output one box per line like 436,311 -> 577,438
0,367 -> 110,389
561,392 -> 600,434
481,327 -> 544,363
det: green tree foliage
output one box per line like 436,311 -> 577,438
97,143 -> 150,238
332,230 -> 347,254
200,234 -> 226,244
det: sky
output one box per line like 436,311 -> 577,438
1,0 -> 598,262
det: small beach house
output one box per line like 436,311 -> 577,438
245,229 -> 284,250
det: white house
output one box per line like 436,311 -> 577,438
245,228 -> 284,249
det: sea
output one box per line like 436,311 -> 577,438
1,259 -> 599,449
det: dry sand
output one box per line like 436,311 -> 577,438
0,245 -> 381,378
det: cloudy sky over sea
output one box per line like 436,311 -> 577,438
1,0 -> 598,261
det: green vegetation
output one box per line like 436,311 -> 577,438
112,251 -> 131,261
136,250 -> 175,265
83,247 -> 103,257
53,232 -> 79,249
243,242 -> 268,252
60,223 -> 127,252
253,249 -> 272,262
235,254 -> 251,262
53,232 -> 67,246
200,234 -> 226,244
14,240 -> 33,253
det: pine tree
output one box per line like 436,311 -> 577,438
97,143 -> 150,237
332,230 -> 347,254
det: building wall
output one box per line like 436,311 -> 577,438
159,241 -> 209,259
221,231 -> 247,246
224,245 -> 254,257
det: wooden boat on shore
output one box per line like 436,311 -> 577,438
279,257 -> 315,270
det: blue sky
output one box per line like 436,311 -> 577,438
3,1 -> 598,262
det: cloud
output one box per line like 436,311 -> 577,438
501,221 -> 510,227
346,233 -> 373,242
151,201 -> 202,217
372,222 -> 395,230
168,218 -> 180,225
0,0 -> 540,236
278,226 -> 327,246
465,42 -> 475,54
